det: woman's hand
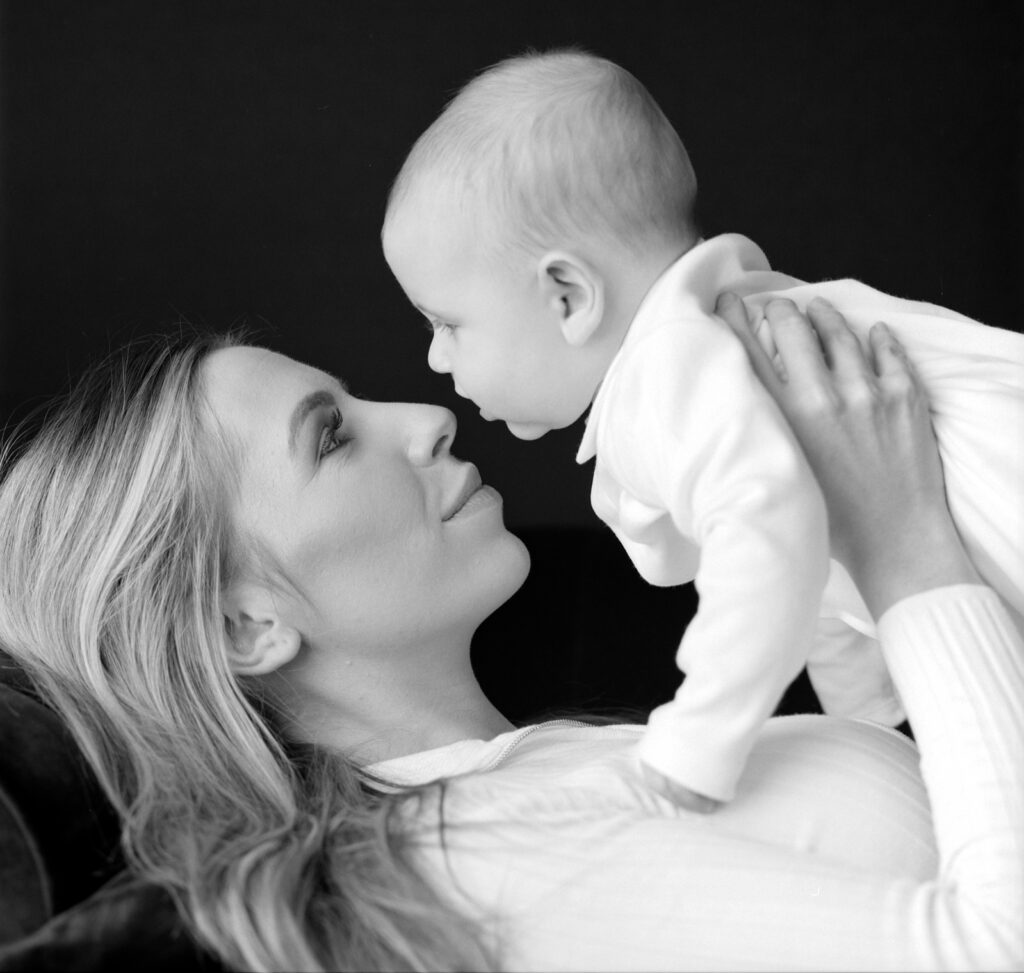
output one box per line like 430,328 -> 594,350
715,292 -> 980,620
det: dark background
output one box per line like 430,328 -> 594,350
0,7 -> 1015,950
0,0 -> 1021,530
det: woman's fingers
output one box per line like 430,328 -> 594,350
869,322 -> 917,385
805,298 -> 876,382
715,292 -> 784,395
763,298 -> 831,389
734,298 -> 969,618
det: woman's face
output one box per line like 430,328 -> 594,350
202,345 -> 529,657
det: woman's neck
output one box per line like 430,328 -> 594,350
277,636 -> 515,764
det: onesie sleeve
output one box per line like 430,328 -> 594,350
615,317 -> 831,801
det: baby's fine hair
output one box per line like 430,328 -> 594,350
385,47 -> 698,258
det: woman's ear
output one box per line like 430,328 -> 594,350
223,583 -> 302,677
538,251 -> 605,347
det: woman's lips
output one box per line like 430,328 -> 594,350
446,484 -> 501,520
442,466 -> 501,521
442,467 -> 482,521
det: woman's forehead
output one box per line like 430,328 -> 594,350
205,346 -> 333,411
201,346 -> 340,460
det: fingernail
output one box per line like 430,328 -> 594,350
808,296 -> 833,309
716,291 -> 737,311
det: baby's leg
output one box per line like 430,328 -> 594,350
807,614 -> 905,724
940,444 -> 1024,631
809,560 -> 905,724
922,367 -> 1024,643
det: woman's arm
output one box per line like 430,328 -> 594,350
435,578 -> 1022,970
716,293 -> 1024,968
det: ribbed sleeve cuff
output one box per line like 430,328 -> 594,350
876,584 -> 1024,845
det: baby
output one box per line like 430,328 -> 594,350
381,49 -> 1024,810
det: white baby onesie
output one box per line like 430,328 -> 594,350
577,233 -> 1024,800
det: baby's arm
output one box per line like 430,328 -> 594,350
616,317 -> 830,806
807,611 -> 906,723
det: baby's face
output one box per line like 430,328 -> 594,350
383,193 -> 596,440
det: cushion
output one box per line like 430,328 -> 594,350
0,656 -> 226,968
0,782 -> 50,944
0,871 -> 224,972
0,677 -> 123,919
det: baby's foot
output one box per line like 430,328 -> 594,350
639,760 -> 723,814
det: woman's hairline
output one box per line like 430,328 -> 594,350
194,345 -> 318,619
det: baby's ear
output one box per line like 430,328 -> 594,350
222,582 -> 302,677
538,251 -> 605,347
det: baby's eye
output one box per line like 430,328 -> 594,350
318,408 -> 350,459
424,318 -> 455,336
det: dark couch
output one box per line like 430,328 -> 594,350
0,527 -> 825,969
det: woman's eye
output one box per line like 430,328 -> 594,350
318,409 -> 349,459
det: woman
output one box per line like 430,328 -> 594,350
0,295 -> 1019,972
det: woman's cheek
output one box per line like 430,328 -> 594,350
316,503 -> 433,601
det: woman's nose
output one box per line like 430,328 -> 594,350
404,404 -> 456,466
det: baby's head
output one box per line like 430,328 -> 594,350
382,48 -> 698,440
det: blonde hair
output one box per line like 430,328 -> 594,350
385,47 -> 698,259
0,333 -> 493,972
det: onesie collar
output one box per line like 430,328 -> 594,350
575,233 -> 771,464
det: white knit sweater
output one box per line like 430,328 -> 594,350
367,585 -> 1024,971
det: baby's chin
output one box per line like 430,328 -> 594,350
505,421 -> 551,441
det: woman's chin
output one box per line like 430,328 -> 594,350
508,532 -> 532,587
485,531 -> 532,609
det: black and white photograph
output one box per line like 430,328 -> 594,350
0,3 -> 1020,970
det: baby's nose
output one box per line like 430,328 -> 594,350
427,336 -> 450,374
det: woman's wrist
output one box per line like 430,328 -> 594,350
846,516 -> 982,621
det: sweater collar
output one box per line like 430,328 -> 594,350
361,719 -> 591,791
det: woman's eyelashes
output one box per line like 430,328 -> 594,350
318,408 -> 350,459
